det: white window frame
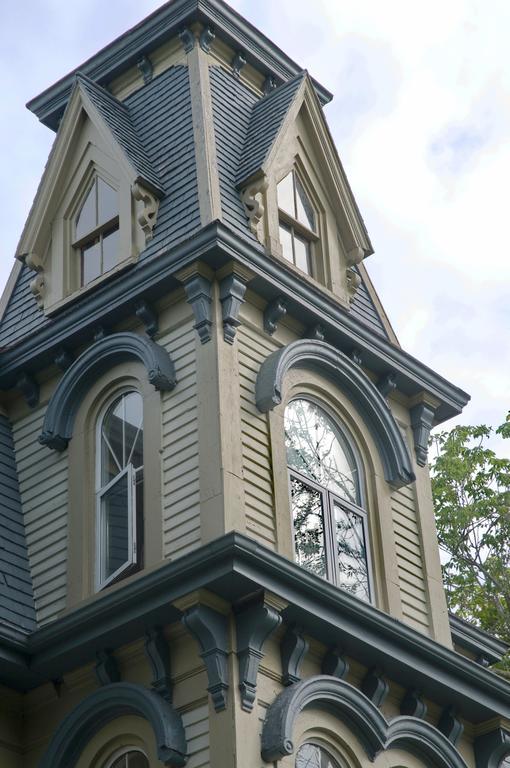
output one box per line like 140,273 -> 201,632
103,746 -> 149,768
277,169 -> 320,277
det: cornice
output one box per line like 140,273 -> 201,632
0,533 -> 508,724
26,0 -> 332,131
0,222 -> 469,423
449,613 -> 509,667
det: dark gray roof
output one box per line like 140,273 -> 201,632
349,266 -> 389,339
0,415 -> 36,633
236,71 -> 306,186
76,73 -> 164,196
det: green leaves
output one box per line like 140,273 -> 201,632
430,413 -> 510,668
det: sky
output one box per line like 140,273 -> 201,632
0,0 -> 508,456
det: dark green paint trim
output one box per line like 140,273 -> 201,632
27,0 -> 332,131
449,613 -> 508,666
180,604 -> 229,712
1,534 -> 509,724
39,331 -> 176,451
261,675 -> 468,768
256,339 -> 415,488
38,682 -> 187,767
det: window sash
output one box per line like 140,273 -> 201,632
96,463 -> 137,590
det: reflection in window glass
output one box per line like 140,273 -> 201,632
334,504 -> 369,601
75,176 -> 119,286
108,750 -> 149,768
295,175 -> 315,231
277,170 -> 316,277
279,223 -> 294,264
296,743 -> 341,768
102,470 -> 130,580
277,172 -> 295,217
290,476 -> 326,579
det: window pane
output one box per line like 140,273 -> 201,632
76,181 -> 97,240
296,744 -> 340,768
110,751 -> 149,768
124,392 -> 144,468
279,223 -> 294,263
295,176 -> 316,231
102,226 -> 119,273
102,400 -> 125,485
102,472 -> 130,580
334,504 -> 370,602
97,177 -> 118,225
285,400 -> 359,504
82,240 -> 101,285
293,233 -> 311,275
290,476 -> 326,579
277,172 -> 295,216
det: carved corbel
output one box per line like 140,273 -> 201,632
305,324 -> 325,342
199,26 -> 215,53
346,266 -> 361,302
378,372 -> 397,399
179,28 -> 195,53
145,627 -> 172,702
177,263 -> 214,344
346,246 -> 365,267
410,395 -> 439,467
17,373 -> 39,408
263,296 -> 287,336
136,299 -> 159,338
240,178 -> 268,239
177,595 -> 229,712
350,348 -> 363,366
137,54 -> 153,84
361,667 -> 389,707
400,688 -> 427,718
133,182 -> 160,243
218,264 -> 253,344
232,51 -> 246,78
437,705 -> 464,746
25,252 -> 46,308
95,650 -> 120,686
235,594 -> 285,711
280,624 -> 309,686
321,647 -> 349,679
263,75 -> 277,95
54,348 -> 74,372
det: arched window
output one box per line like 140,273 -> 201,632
285,399 -> 372,602
277,170 -> 318,276
105,748 -> 149,768
96,390 -> 144,590
74,175 -> 119,286
296,743 -> 342,768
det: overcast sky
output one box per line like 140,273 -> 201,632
0,0 -> 508,455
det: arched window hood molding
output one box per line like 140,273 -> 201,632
261,675 -> 468,768
40,331 -> 176,451
39,682 -> 187,768
256,339 -> 415,489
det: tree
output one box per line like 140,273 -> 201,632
430,413 -> 510,668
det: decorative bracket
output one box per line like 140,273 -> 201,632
305,324 -> 325,342
179,600 -> 229,712
179,28 -> 195,53
361,667 -> 389,707
437,705 -> 463,746
474,727 -> 510,768
263,296 -> 287,336
137,54 -> 154,84
218,264 -> 253,344
350,348 -> 363,366
235,594 -> 284,711
280,624 -> 308,686
410,399 -> 437,467
200,26 -> 215,52
177,263 -> 214,344
144,627 -> 172,702
232,51 -> 246,78
25,251 -> 45,308
321,647 -> 349,680
263,75 -> 277,95
133,182 -> 160,243
378,372 -> 397,399
136,299 -> 158,338
240,179 -> 268,238
17,372 -> 39,408
400,688 -> 427,718
346,266 -> 362,302
54,348 -> 74,371
95,649 -> 120,686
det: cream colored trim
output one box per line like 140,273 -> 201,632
357,261 -> 400,347
188,42 -> 222,226
0,260 -> 22,323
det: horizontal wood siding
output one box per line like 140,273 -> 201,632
237,324 -> 277,548
160,320 -> 200,560
391,484 -> 431,634
12,407 -> 68,626
182,705 -> 209,768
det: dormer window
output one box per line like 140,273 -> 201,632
277,170 -> 317,276
74,176 -> 119,286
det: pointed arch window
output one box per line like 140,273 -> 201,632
285,398 -> 372,602
277,170 -> 318,276
96,390 -> 144,590
74,176 -> 119,286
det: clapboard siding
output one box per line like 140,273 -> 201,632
182,705 -> 209,768
160,320 -> 200,560
12,407 -> 68,626
391,484 -> 430,633
237,323 -> 278,548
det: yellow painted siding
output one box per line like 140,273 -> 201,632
160,320 -> 201,559
237,323 -> 279,549
391,484 -> 430,633
12,407 -> 68,626
182,705 -> 209,768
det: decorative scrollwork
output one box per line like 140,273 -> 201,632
240,179 -> 268,238
133,182 -> 160,243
